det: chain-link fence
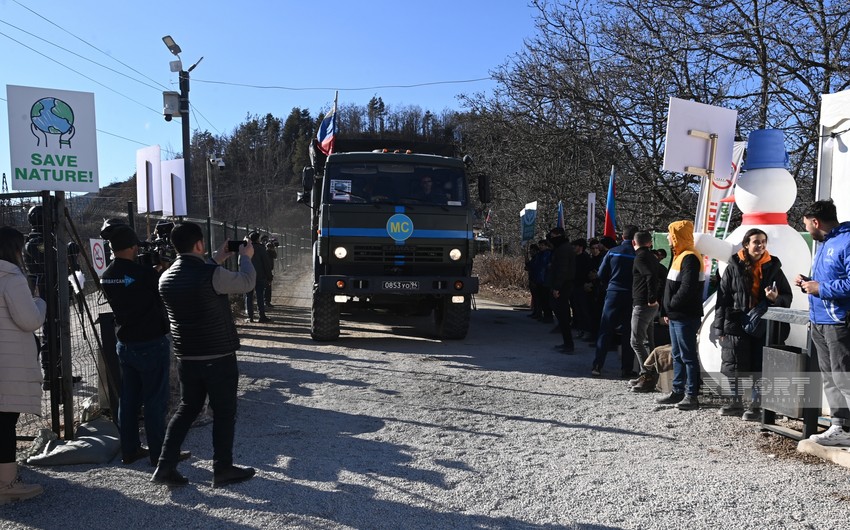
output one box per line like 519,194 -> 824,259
2,191 -> 310,442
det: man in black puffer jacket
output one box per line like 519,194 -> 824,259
152,222 -> 257,488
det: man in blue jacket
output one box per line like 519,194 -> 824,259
798,199 -> 850,446
592,225 -> 638,377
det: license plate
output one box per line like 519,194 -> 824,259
382,280 -> 420,290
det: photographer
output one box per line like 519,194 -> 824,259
100,222 -> 176,467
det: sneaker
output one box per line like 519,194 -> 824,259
718,401 -> 744,417
632,373 -> 659,393
554,344 -> 575,354
257,316 -> 272,323
809,425 -> 850,446
244,317 -> 255,324
676,395 -> 700,411
151,466 -> 188,486
590,365 -> 602,377
741,407 -> 762,422
656,391 -> 684,404
212,465 -> 256,488
0,476 -> 43,504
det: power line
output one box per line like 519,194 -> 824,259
0,18 -> 163,92
7,1 -> 222,133
191,77 -> 495,91
0,29 -> 163,116
10,0 -> 170,92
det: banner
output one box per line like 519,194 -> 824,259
520,201 -> 538,242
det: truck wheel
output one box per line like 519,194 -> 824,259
311,290 -> 340,341
434,295 -> 470,339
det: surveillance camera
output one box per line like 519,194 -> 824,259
217,159 -> 225,169
164,114 -> 172,122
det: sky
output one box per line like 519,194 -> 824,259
0,0 -> 539,189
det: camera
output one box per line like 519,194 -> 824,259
227,240 -> 246,252
137,241 -> 163,267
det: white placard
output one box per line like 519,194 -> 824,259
136,145 -> 162,213
6,85 -> 99,192
90,238 -> 107,277
662,97 -> 737,180
818,89 -> 850,222
161,158 -> 187,216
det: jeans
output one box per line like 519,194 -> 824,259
594,290 -> 635,372
669,317 -> 701,396
245,281 -> 267,319
811,323 -> 850,426
116,336 -> 170,461
159,353 -> 239,472
630,304 -> 658,374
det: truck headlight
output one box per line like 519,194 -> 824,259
334,246 -> 348,259
449,248 -> 462,261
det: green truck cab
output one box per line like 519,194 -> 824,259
300,140 -> 490,341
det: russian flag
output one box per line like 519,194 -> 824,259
317,94 -> 337,155
603,166 -> 617,239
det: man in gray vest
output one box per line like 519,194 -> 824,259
152,222 -> 256,488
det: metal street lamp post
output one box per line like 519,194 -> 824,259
162,35 -> 202,216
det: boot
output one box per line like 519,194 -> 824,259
0,462 -> 43,505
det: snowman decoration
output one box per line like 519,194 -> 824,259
694,129 -> 812,377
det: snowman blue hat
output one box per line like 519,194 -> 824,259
742,129 -> 789,171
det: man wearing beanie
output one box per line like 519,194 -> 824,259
100,223 -> 176,467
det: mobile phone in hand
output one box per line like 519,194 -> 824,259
227,240 -> 246,252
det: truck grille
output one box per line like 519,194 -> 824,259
353,244 -> 444,263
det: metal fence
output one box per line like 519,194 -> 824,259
1,191 -> 310,441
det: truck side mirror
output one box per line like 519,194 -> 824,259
302,166 -> 315,191
478,174 -> 492,204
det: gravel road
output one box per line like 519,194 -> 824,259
2,266 -> 849,529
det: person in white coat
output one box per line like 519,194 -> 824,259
0,226 -> 47,504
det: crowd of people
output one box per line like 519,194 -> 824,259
0,218 -> 285,503
524,199 -> 850,446
1,198 -> 849,503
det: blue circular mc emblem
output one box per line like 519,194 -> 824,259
387,214 -> 414,242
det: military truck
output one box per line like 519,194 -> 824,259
299,139 -> 491,341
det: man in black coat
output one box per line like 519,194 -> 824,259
629,231 -> 665,392
548,227 -> 576,353
245,232 -> 274,323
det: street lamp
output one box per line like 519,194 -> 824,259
162,35 -> 203,216
206,155 -> 225,249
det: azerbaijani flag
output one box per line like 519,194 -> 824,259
556,200 -> 564,229
317,92 -> 338,155
603,165 -> 617,239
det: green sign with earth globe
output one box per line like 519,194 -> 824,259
6,84 -> 99,192
30,97 -> 75,148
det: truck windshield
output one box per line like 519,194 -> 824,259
325,163 -> 467,206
